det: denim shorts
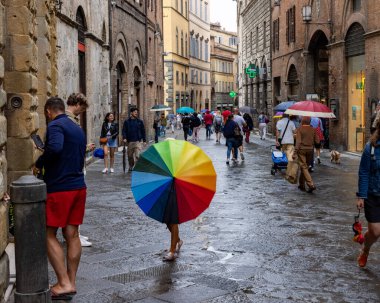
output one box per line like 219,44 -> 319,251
107,137 -> 118,148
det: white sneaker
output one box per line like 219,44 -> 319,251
80,237 -> 92,247
102,168 -> 108,174
110,168 -> 114,173
79,234 -> 89,241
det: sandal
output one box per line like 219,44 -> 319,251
358,249 -> 369,268
163,252 -> 176,262
176,240 -> 183,253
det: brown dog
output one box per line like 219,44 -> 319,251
330,150 -> 341,164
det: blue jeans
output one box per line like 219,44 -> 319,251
206,125 -> 212,138
226,138 -> 238,160
154,128 -> 160,143
160,125 -> 166,136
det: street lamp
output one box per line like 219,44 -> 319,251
302,5 -> 312,22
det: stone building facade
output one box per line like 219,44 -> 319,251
56,1 -> 111,145
271,0 -> 380,151
163,0 -> 190,113
189,0 -> 211,111
0,1 -> 57,300
110,0 -> 164,140
237,0 -> 272,120
210,23 -> 238,110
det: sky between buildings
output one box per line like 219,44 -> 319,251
210,0 -> 237,33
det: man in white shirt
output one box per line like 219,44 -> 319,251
233,108 -> 247,161
276,114 -> 296,161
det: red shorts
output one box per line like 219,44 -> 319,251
46,188 -> 87,228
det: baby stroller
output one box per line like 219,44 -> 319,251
270,145 -> 288,175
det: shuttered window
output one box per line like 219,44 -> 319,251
345,23 -> 365,57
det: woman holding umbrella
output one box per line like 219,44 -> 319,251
131,139 -> 216,262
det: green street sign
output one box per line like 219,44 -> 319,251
229,91 -> 237,98
245,64 -> 258,78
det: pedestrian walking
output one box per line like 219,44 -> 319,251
204,110 -> 214,139
214,111 -> 224,143
181,113 -> 192,141
233,108 -> 247,160
311,117 -> 324,164
223,114 -> 239,164
66,93 -> 93,247
242,113 -> 254,143
160,113 -> 167,137
153,113 -> 161,143
356,117 -> 380,267
169,114 -> 175,133
258,111 -> 269,140
122,108 -> 146,171
190,112 -> 201,142
35,97 -> 87,300
100,113 -> 119,174
294,116 -> 319,193
276,114 -> 296,160
176,113 -> 182,130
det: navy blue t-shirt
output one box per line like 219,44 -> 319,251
36,114 -> 86,193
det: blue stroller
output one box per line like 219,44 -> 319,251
270,145 -> 288,175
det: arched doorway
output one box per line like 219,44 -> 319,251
76,7 -> 87,135
116,61 -> 127,124
133,67 -> 142,110
287,64 -> 299,100
308,30 -> 329,101
346,23 -> 366,152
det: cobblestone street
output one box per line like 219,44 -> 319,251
54,130 -> 380,303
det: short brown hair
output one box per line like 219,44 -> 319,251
67,93 -> 88,108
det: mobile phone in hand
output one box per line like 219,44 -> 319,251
31,134 -> 45,150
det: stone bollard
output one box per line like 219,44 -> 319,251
10,175 -> 51,303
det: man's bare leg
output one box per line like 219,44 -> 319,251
47,227 -> 74,294
63,224 -> 81,292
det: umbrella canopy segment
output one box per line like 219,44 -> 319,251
176,107 -> 195,114
284,100 -> 336,118
150,104 -> 172,112
273,101 -> 296,112
131,140 -> 216,224
239,106 -> 258,115
273,112 -> 284,119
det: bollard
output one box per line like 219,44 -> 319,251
10,175 -> 51,303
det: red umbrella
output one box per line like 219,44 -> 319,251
285,101 -> 336,118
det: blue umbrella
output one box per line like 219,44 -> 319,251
177,107 -> 195,114
273,101 -> 296,112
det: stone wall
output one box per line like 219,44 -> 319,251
57,0 -> 110,146
0,0 -> 8,299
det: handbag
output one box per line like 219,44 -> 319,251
285,160 -> 299,184
99,137 -> 108,144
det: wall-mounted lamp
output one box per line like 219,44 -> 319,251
55,0 -> 63,12
302,5 -> 312,22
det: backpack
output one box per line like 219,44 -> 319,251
192,116 -> 201,127
234,124 -> 242,137
215,116 -> 223,126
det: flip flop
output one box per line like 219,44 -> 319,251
51,289 -> 73,301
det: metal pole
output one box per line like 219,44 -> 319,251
10,175 -> 51,303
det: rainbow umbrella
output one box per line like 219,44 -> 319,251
131,140 -> 217,224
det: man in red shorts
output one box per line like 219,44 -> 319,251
36,97 -> 86,300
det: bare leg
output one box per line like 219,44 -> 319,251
103,145 -> 108,169
363,222 -> 380,253
47,227 -> 74,293
63,225 -> 81,291
109,147 -> 115,169
166,224 -> 180,254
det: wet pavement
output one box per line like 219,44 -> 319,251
50,129 -> 380,303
